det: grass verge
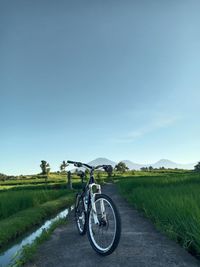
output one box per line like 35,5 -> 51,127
0,189 -> 71,220
0,193 -> 75,249
117,174 -> 200,257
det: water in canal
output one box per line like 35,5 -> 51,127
0,206 -> 74,267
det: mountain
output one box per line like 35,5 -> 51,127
88,158 -> 196,170
121,159 -> 196,170
152,159 -> 196,170
152,159 -> 178,169
71,157 -> 196,171
121,160 -> 144,170
87,158 -> 116,168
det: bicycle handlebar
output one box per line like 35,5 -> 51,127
67,160 -> 79,165
67,160 -> 112,171
67,160 -> 92,169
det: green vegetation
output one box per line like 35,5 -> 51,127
117,171 -> 200,256
0,194 -> 74,248
0,189 -> 71,220
194,161 -> 200,172
2,167 -> 199,261
40,160 -> 51,175
0,174 -> 65,186
114,161 -> 129,173
0,168 -> 108,265
0,172 -> 83,249
60,160 -> 69,172
0,173 -> 81,188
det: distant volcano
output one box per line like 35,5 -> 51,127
84,158 -> 196,170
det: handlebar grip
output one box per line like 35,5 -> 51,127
67,160 -> 75,164
67,160 -> 83,168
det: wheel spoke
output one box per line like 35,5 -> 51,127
89,197 -> 117,253
75,196 -> 86,234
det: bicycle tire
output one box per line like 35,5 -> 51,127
87,194 -> 121,255
75,193 -> 87,235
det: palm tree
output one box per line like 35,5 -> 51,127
40,160 -> 50,175
40,160 -> 50,183
60,161 -> 69,173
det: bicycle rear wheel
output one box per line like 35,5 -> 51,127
87,194 -> 121,255
75,194 -> 87,235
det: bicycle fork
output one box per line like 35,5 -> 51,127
89,183 -> 105,225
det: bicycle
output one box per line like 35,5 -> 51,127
67,160 -> 121,256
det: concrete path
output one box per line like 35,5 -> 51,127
26,184 -> 200,267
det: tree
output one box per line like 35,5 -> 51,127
40,160 -> 51,175
149,166 -> 153,171
140,167 -> 148,172
60,160 -> 69,173
104,165 -> 113,177
0,173 -> 7,181
115,162 -> 129,173
194,162 -> 200,172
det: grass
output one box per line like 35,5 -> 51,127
0,180 -> 82,192
2,170 -> 199,264
0,189 -> 70,220
0,173 -> 81,250
0,193 -> 75,248
0,172 -> 84,254
117,171 -> 200,257
0,173 -> 80,187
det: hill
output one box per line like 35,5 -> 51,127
69,157 -> 196,171
88,158 -> 196,170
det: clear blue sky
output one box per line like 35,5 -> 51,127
1,0 -> 200,175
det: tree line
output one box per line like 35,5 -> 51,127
1,161 -> 200,182
39,160 -> 129,176
39,160 -> 200,176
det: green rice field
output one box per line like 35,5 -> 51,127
0,173 -> 81,248
0,189 -> 69,220
117,171 -> 200,256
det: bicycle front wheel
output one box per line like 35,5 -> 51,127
87,194 -> 121,256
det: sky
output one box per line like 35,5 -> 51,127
1,0 -> 200,175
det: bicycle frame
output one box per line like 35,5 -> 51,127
67,160 -> 109,225
68,160 -> 121,255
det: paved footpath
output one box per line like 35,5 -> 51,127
26,184 -> 200,267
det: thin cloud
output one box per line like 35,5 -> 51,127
112,116 -> 179,143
